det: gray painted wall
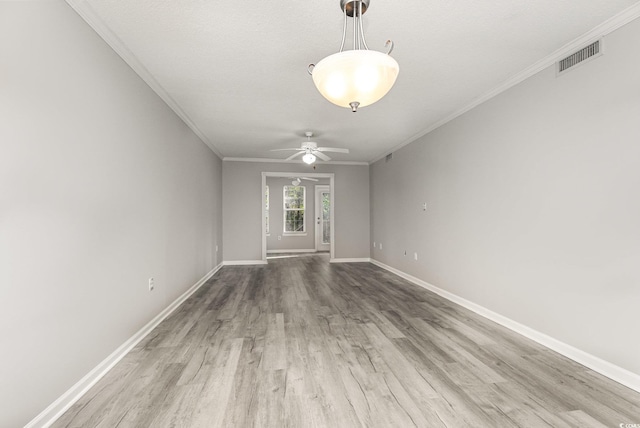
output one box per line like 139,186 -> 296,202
223,162 -> 370,261
0,2 -> 223,426
370,19 -> 640,376
266,177 -> 330,251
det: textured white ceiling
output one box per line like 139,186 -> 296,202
67,0 -> 640,163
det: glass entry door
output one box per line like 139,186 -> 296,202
315,186 -> 330,252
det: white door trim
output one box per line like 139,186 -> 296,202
262,172 -> 335,262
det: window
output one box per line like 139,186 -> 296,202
283,185 -> 305,234
265,185 -> 270,235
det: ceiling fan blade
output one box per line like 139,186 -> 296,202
314,151 -> 331,161
271,148 -> 303,152
286,151 -> 304,161
300,177 -> 319,182
316,147 -> 350,153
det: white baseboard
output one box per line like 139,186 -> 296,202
369,258 -> 640,394
330,257 -> 372,263
25,263 -> 223,428
266,249 -> 317,254
223,260 -> 268,266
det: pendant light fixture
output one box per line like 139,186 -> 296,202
308,0 -> 399,112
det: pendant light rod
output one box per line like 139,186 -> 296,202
358,1 -> 369,50
385,39 -> 394,55
339,7 -> 347,52
353,4 -> 358,49
338,0 -> 370,52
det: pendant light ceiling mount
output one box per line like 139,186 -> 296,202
308,0 -> 399,112
341,0 -> 369,17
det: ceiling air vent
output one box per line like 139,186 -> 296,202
557,40 -> 602,75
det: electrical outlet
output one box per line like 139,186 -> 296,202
422,202 -> 427,211
379,243 -> 383,250
148,277 -> 154,291
373,241 -> 376,248
414,252 -> 418,261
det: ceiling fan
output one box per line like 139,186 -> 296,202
290,177 -> 318,185
271,132 -> 349,164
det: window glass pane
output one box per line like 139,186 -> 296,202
285,200 -> 300,209
322,192 -> 330,244
285,210 -> 304,232
283,185 -> 305,233
265,185 -> 269,234
322,192 -> 330,221
284,186 -> 304,209
265,186 -> 269,209
323,222 -> 330,244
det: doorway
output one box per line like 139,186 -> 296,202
261,172 -> 335,262
315,185 -> 330,252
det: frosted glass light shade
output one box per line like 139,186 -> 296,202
311,50 -> 399,109
302,153 -> 317,164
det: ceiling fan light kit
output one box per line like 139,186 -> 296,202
302,153 -> 317,164
308,0 -> 399,112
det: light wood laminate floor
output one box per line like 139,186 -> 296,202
54,254 -> 640,427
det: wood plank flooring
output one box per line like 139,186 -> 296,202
54,254 -> 640,427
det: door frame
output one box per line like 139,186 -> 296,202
261,172 -> 335,262
314,185 -> 331,252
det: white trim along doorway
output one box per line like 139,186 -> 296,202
315,185 -> 331,252
261,172 -> 335,262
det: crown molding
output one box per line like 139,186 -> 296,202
64,0 -> 223,159
369,3 -> 640,165
223,157 -> 369,165
66,0 -> 640,165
